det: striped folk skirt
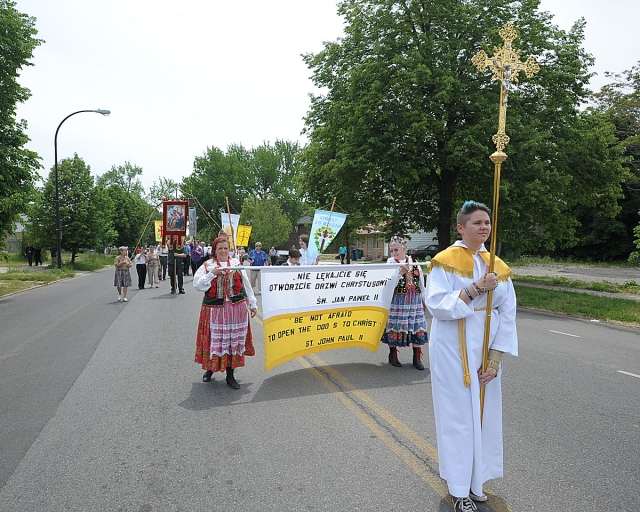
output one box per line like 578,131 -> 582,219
381,288 -> 428,347
194,298 -> 255,373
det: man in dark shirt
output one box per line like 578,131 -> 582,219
168,245 -> 187,294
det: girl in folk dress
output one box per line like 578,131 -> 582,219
193,237 -> 257,389
382,236 -> 429,369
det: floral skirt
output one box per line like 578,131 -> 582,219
381,289 -> 428,347
114,269 -> 132,288
194,299 -> 255,372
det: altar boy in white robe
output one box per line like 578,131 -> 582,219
426,200 -> 518,512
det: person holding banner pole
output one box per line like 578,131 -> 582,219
425,200 -> 517,506
381,236 -> 429,369
298,234 -> 319,265
193,236 -> 257,389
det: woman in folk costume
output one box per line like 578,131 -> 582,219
381,236 -> 429,370
426,201 -> 518,512
193,236 -> 257,389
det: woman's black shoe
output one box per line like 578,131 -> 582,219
202,370 -> 213,382
226,368 -> 240,389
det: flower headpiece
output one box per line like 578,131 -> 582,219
389,235 -> 407,247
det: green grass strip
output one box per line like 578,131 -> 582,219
514,275 -> 639,295
515,285 -> 640,326
0,269 -> 75,282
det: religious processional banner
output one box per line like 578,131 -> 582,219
310,209 -> 347,254
154,220 -> 163,242
221,213 -> 240,250
162,200 -> 188,249
236,225 -> 252,248
260,264 -> 398,371
188,208 -> 197,237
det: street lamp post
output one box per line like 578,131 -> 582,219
54,109 -> 110,269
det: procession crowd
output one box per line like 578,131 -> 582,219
112,201 -> 517,512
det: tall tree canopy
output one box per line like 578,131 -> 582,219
182,140 -> 304,233
240,196 -> 293,250
0,1 -> 43,246
96,161 -> 146,198
590,63 -> 640,261
301,0 -> 627,254
28,154 -> 115,262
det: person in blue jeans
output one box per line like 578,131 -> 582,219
247,242 -> 269,294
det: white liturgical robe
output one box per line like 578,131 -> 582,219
426,241 -> 518,498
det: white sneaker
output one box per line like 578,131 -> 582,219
470,491 -> 487,502
123,297 -> 128,302
117,295 -> 122,301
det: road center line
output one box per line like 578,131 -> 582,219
617,370 -> 640,379
252,315 -> 516,512
549,330 -> 580,338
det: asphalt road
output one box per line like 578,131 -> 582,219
0,269 -> 638,511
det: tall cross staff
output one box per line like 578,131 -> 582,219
471,23 -> 539,423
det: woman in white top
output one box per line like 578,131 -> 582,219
157,243 -> 169,280
298,234 -> 319,265
134,247 -> 148,290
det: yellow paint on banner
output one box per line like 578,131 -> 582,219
154,220 -> 163,242
263,306 -> 388,371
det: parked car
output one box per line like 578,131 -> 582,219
275,250 -> 289,266
407,244 -> 439,260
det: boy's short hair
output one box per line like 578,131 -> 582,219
289,249 -> 301,259
456,200 -> 491,226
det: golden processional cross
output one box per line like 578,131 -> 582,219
471,23 -> 540,422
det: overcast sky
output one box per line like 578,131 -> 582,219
13,0 -> 640,192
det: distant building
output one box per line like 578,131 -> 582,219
3,215 -> 27,253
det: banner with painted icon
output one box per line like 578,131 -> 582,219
260,264 -> 398,371
188,208 -> 197,237
162,200 -> 188,249
310,209 -> 347,254
221,213 -> 240,250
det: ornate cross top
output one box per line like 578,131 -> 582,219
471,22 -> 540,152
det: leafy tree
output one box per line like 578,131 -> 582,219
103,184 -> 154,249
591,63 -> 640,261
148,176 -> 179,205
182,141 -> 304,235
301,0 -> 628,255
28,154 -> 114,262
240,196 -> 293,250
96,161 -> 145,198
0,1 -> 43,246
181,145 -> 247,230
